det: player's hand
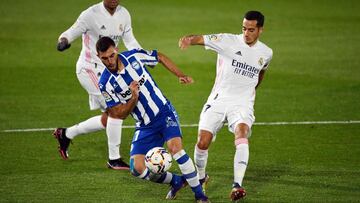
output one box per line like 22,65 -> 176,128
57,38 -> 71,51
178,36 -> 191,50
129,81 -> 140,98
179,75 -> 194,84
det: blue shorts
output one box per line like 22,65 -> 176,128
130,102 -> 182,156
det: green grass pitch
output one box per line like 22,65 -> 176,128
0,0 -> 359,202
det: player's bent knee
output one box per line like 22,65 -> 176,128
100,113 -> 108,127
166,137 -> 183,155
235,123 -> 250,138
197,139 -> 210,150
197,130 -> 213,150
168,145 -> 182,155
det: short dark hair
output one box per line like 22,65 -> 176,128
244,11 -> 264,27
96,36 -> 115,53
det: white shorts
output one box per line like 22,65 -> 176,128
198,101 -> 255,138
76,61 -> 107,111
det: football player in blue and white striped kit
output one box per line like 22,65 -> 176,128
96,37 -> 209,203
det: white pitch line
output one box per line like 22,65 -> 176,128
1,120 -> 360,133
254,120 -> 360,125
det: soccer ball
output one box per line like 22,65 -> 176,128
145,147 -> 172,174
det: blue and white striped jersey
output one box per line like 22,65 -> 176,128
98,49 -> 168,126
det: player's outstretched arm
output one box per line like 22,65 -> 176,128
178,35 -> 204,50
57,37 -> 71,52
157,52 -> 194,84
57,10 -> 89,52
107,81 -> 140,119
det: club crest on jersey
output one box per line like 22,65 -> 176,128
208,34 -> 219,41
166,116 -> 178,128
146,50 -> 153,55
101,91 -> 112,102
131,61 -> 141,70
119,24 -> 123,32
258,57 -> 264,66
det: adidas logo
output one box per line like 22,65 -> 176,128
235,51 -> 242,56
101,25 -> 106,30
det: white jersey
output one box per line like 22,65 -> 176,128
59,2 -> 141,73
203,33 -> 273,108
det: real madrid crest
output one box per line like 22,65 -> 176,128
119,24 -> 123,32
258,57 -> 264,66
207,34 -> 219,41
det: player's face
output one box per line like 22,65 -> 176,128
242,19 -> 263,46
98,46 -> 118,71
103,0 -> 119,9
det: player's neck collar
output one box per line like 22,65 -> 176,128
102,2 -> 120,16
118,53 -> 128,67
248,40 -> 259,47
116,54 -> 128,74
240,34 -> 259,48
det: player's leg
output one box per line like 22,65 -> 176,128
54,62 -> 127,168
227,106 -> 254,200
129,134 -> 185,190
105,115 -> 129,170
194,130 -> 212,193
62,113 -> 106,139
53,63 -> 106,159
79,64 -> 130,169
130,154 -> 183,183
162,103 -> 208,202
195,102 -> 225,193
56,107 -> 128,169
129,154 -> 150,179
230,123 -> 249,200
166,137 -> 208,202
53,111 -> 106,160
64,63 -> 107,140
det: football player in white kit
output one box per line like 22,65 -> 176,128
178,11 -> 273,201
53,0 -> 142,170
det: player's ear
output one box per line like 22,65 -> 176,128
259,27 -> 264,34
115,47 -> 119,53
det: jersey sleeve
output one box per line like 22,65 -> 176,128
136,49 -> 159,67
59,10 -> 90,43
121,8 -> 142,50
203,33 -> 228,54
262,49 -> 273,70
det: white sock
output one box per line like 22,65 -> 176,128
106,117 -> 123,160
66,115 -> 105,139
234,138 -> 249,186
194,145 -> 208,180
149,172 -> 173,184
174,150 -> 205,198
138,167 -> 150,180
173,150 -> 200,188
